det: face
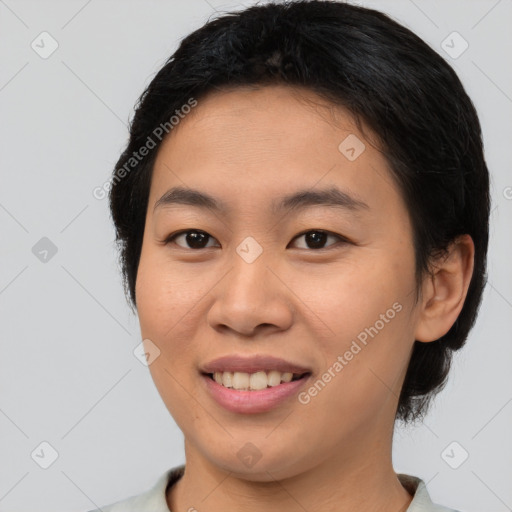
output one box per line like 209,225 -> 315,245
135,85 -> 421,481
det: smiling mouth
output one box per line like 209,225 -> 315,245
204,370 -> 310,391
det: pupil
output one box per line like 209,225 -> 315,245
306,231 -> 327,249
187,231 -> 208,249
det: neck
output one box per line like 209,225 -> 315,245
167,425 -> 413,512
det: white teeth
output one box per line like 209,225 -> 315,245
249,371 -> 268,390
232,372 -> 250,390
267,370 -> 282,387
211,370 -> 302,390
221,372 -> 233,388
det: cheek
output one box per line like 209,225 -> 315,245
135,249 -> 202,338
297,312 -> 413,438
135,253 -> 203,420
135,250 -> 211,388
294,256 -> 407,338
294,256 -> 414,401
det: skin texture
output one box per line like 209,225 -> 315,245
134,85 -> 474,512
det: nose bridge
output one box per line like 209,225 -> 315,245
228,236 -> 273,302
208,236 -> 293,335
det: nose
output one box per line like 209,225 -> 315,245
206,251 -> 294,337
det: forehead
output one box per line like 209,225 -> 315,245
169,84 -> 364,149
149,85 -> 401,219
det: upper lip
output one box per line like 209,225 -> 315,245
201,354 -> 312,375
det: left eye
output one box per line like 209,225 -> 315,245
290,230 -> 347,250
163,229 -> 347,250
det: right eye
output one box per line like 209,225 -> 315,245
163,229 -> 220,250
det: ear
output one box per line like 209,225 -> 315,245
414,234 -> 475,343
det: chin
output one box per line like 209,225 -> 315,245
203,445 -> 306,482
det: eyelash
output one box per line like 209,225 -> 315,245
162,229 -> 350,251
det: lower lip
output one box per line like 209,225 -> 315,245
202,373 -> 310,414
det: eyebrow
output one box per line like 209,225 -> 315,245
153,186 -> 369,215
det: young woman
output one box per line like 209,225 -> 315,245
89,1 -> 489,511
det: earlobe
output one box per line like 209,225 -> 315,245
414,234 -> 475,343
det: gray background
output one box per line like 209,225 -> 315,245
0,0 -> 511,511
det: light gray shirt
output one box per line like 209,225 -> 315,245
87,465 -> 460,512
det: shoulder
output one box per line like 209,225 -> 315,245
398,474 -> 463,512
85,465 -> 185,512
87,468 -> 463,512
